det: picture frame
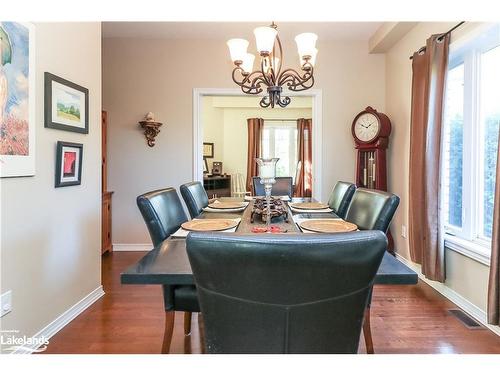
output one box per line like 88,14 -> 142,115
212,161 -> 223,176
203,142 -> 214,158
44,72 -> 89,134
0,22 -> 36,177
55,141 -> 83,188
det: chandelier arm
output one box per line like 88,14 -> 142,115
260,56 -> 273,86
274,34 -> 283,78
278,69 -> 314,90
232,68 -> 266,94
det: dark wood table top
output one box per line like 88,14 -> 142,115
121,198 -> 417,286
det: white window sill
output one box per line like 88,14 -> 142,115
444,234 -> 491,266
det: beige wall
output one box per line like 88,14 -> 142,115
0,23 -> 102,342
202,96 -> 312,185
385,22 -> 490,311
103,37 -> 385,245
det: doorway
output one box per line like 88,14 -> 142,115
193,89 -> 323,200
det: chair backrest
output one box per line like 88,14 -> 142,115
180,181 -> 209,219
136,187 -> 188,247
252,176 -> 293,197
187,231 -> 387,354
232,173 -> 249,198
328,181 -> 356,218
293,161 -> 303,196
344,188 -> 400,232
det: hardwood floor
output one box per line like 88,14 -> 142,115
42,251 -> 500,354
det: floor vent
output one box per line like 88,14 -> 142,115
448,309 -> 483,329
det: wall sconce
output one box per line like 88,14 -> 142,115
139,112 -> 163,147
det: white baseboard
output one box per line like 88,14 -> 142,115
11,285 -> 105,354
112,243 -> 153,252
395,254 -> 500,337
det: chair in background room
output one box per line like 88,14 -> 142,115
136,188 -> 199,353
293,161 -> 303,197
186,231 -> 387,353
327,181 -> 357,219
232,173 -> 251,198
252,176 -> 293,197
180,181 -> 209,219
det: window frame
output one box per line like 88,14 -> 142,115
442,25 -> 500,264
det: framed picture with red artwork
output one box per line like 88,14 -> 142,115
55,141 -> 83,188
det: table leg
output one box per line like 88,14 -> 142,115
184,312 -> 192,335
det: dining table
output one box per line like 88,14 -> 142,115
121,197 -> 418,353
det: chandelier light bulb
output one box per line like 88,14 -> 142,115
227,38 -> 249,63
300,48 -> 318,67
241,53 -> 255,74
295,32 -> 318,59
254,26 -> 277,55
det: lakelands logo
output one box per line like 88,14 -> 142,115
0,330 -> 49,353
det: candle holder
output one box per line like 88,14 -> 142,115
255,157 -> 279,232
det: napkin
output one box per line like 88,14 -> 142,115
171,218 -> 242,238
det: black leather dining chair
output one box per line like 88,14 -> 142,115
343,187 -> 399,353
252,176 -> 293,197
136,187 -> 200,353
186,231 -> 387,354
327,181 -> 356,219
180,181 -> 209,219
344,188 -> 400,233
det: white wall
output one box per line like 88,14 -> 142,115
0,23 -> 102,343
385,22 -> 490,311
103,36 -> 385,245
202,96 -> 312,184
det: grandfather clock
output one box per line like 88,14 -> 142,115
352,106 -> 394,252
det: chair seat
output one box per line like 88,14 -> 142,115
174,285 -> 200,312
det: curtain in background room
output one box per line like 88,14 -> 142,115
296,118 -> 313,197
487,128 -> 500,325
408,34 -> 450,282
246,118 -> 264,193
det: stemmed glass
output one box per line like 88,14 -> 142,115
255,157 -> 279,231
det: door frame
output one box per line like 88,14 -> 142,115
193,88 -> 323,200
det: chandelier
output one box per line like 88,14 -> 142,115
227,22 -> 318,108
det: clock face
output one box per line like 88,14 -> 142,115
354,113 -> 380,142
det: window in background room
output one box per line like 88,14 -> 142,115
261,120 -> 298,180
442,24 -> 500,258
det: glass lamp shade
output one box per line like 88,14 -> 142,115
227,38 -> 249,63
241,53 -> 255,73
255,157 -> 279,181
254,26 -> 278,55
295,32 -> 318,59
300,48 -> 318,67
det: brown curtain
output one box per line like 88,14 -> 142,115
246,118 -> 264,193
408,34 -> 450,282
296,118 -> 313,197
487,128 -> 500,325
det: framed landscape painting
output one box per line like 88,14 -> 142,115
0,22 -> 36,177
44,72 -> 89,134
55,141 -> 83,187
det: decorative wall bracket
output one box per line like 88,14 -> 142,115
138,112 -> 163,147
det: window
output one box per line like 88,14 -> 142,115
442,24 -> 500,260
261,121 -> 298,179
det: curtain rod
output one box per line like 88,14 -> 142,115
409,21 -> 465,60
262,118 -> 299,122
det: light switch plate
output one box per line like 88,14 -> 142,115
1,290 -> 12,317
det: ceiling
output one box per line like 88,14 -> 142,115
102,22 -> 383,41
